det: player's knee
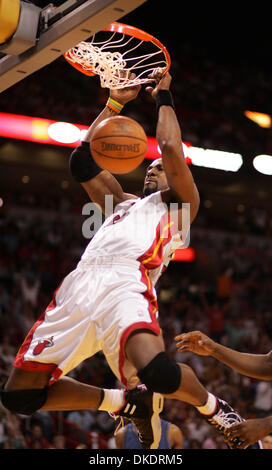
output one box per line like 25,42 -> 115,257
0,385 -> 49,415
137,352 -> 181,394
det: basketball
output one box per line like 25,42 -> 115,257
90,116 -> 147,174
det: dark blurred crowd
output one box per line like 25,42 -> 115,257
0,188 -> 271,449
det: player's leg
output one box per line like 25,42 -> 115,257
99,288 -> 209,448
1,365 -> 128,415
125,330 -> 208,407
1,271 -> 127,416
5,366 -> 51,390
109,329 -> 208,450
124,329 -> 263,449
3,367 -> 104,411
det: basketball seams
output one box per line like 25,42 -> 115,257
91,135 -> 147,144
91,149 -> 147,160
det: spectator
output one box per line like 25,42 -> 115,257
33,410 -> 54,443
19,272 -> 40,308
254,382 -> 272,413
67,410 -> 95,432
185,414 -> 209,443
262,434 -> 272,449
26,424 -> 52,449
0,408 -> 6,446
51,434 -> 67,449
199,292 -> 227,342
224,317 -> 250,349
1,410 -> 27,449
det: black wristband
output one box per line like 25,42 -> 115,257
69,141 -> 102,182
156,90 -> 175,112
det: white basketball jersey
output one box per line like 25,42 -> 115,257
15,191 -> 184,385
78,191 -> 183,284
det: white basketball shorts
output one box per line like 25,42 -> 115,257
13,257 -> 161,388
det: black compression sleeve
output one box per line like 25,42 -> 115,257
69,141 -> 102,183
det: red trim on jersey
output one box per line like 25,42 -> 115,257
118,212 -> 179,386
49,366 -> 63,385
13,281 -> 63,381
138,264 -> 159,319
118,266 -> 161,387
117,210 -> 182,386
137,212 -> 177,269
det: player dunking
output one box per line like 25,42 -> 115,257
0,70 -> 261,449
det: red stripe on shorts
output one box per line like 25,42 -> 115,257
118,266 -> 161,387
118,211 -> 179,387
13,281 -> 63,377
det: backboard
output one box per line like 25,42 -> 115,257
0,0 -> 147,93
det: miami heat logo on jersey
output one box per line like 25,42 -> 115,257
107,212 -> 129,226
105,201 -> 136,227
33,336 -> 54,356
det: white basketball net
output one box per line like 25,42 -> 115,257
65,30 -> 169,88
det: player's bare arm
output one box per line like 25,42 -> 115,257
76,73 -> 140,213
175,331 -> 272,381
169,423 -> 183,449
83,73 -> 141,142
114,427 -> 124,449
146,71 -> 200,224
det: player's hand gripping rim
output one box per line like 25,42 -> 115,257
145,68 -> 172,100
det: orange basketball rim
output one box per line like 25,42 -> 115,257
64,22 -> 171,88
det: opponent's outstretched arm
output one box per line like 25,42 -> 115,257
70,76 -> 140,213
175,330 -> 272,381
175,331 -> 272,447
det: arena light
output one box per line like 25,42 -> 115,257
244,110 -> 272,128
185,146 -> 243,172
0,112 -> 243,171
172,247 -> 195,262
253,154 -> 272,175
155,140 -> 241,171
0,112 -> 86,147
48,122 -> 81,144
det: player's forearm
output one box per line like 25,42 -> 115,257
157,105 -> 199,207
157,105 -> 184,175
261,416 -> 272,435
84,106 -> 118,142
84,81 -> 140,143
211,343 -> 272,380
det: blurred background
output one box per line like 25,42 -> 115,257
0,0 -> 271,450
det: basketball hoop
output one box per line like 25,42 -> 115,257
64,22 -> 171,89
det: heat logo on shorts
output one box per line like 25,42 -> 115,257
33,336 -> 54,355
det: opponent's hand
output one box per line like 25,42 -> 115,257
225,418 -> 270,449
175,331 -> 215,356
145,69 -> 172,100
109,72 -> 141,105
